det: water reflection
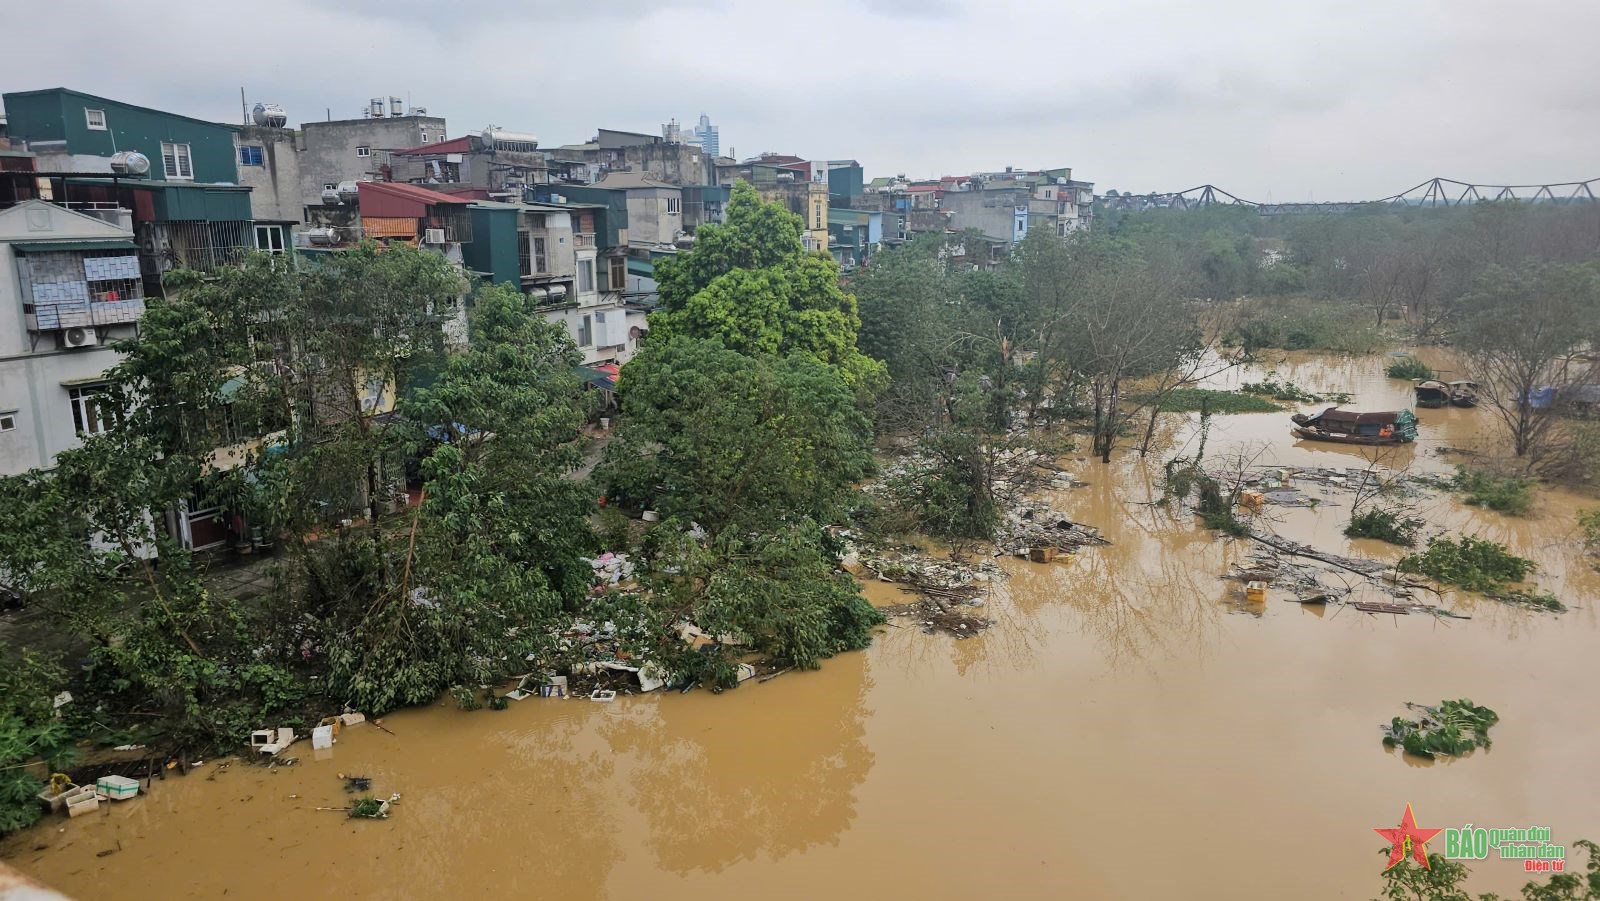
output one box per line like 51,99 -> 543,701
606,657 -> 874,874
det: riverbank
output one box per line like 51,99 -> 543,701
5,348 -> 1597,900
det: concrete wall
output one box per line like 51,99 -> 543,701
234,125 -> 303,224
298,116 -> 446,209
538,298 -> 645,366
941,189 -> 1034,242
0,202 -> 137,476
624,187 -> 682,247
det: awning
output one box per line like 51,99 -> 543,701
11,240 -> 137,253
576,365 -> 617,390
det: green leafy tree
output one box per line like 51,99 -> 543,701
649,182 -> 885,392
599,338 -> 872,538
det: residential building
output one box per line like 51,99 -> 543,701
828,207 -> 882,270
387,129 -> 548,195
233,122 -> 303,229
0,90 -> 271,295
0,197 -> 144,476
591,171 -> 685,250
2,88 -> 240,184
298,105 -> 446,210
551,129 -> 708,186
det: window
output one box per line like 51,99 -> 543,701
666,196 -> 680,214
420,133 -> 430,143
577,314 -> 593,347
69,385 -> 113,435
239,145 -> 265,167
0,411 -> 16,432
814,203 -> 823,230
161,142 -> 193,180
356,146 -> 371,158
577,260 -> 594,293
254,225 -> 285,254
85,109 -> 106,131
533,237 -> 547,273
609,257 -> 626,292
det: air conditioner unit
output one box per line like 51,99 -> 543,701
61,327 -> 100,349
424,228 -> 447,244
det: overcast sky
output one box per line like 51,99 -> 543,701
4,0 -> 1596,200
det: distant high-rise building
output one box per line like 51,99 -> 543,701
692,113 -> 720,158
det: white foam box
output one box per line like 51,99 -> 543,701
96,775 -> 140,800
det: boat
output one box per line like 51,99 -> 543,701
1447,380 -> 1479,408
1414,379 -> 1450,408
1291,407 -> 1418,445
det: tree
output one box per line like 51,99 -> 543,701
598,337 -> 873,539
1456,262 -> 1600,461
649,182 -> 885,392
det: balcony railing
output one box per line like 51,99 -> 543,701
574,232 -> 596,248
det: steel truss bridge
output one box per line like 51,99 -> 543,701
1100,177 -> 1600,215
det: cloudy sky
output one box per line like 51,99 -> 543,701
5,0 -> 1596,200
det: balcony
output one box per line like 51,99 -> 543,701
574,232 -> 596,249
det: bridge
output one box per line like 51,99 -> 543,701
1099,177 -> 1600,215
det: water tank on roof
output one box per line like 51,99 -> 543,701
482,128 -> 539,152
337,181 -> 361,204
109,151 -> 150,176
304,228 -> 337,246
321,187 -> 342,205
252,103 -> 288,128
369,98 -> 386,118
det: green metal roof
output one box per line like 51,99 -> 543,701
9,239 -> 137,252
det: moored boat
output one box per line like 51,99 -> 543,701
1448,380 -> 1479,408
1290,407 -> 1418,445
1414,380 -> 1450,408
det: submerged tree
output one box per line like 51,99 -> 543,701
1455,262 -> 1600,461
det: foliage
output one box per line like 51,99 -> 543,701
1397,535 -> 1536,593
1381,698 -> 1499,759
1346,508 -> 1425,546
1452,466 -> 1536,516
878,431 -> 1002,541
600,338 -> 873,538
1582,509 -> 1600,554
1375,836 -> 1600,901
1455,262 -> 1600,459
1226,295 -> 1386,353
1133,388 -> 1279,414
650,182 -> 885,392
0,653 -> 75,836
349,796 -> 385,818
1386,356 -> 1436,380
1239,373 -> 1341,403
643,523 -> 883,672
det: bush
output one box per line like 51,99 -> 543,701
1,653 -> 75,836
1380,698 -> 1498,759
1224,297 -> 1385,354
1384,356 -> 1435,380
1452,466 -> 1535,516
1345,508 -> 1423,546
1134,388 -> 1279,414
1397,534 -> 1535,592
1582,509 -> 1600,552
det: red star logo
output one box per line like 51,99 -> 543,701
1375,804 -> 1444,869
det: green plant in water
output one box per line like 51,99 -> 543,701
1397,534 -> 1535,593
1452,466 -> 1535,516
1380,699 -> 1498,759
1239,373 -> 1330,403
349,796 -> 385,818
1345,508 -> 1424,546
1384,356 -> 1435,380
1376,837 -> 1600,901
1580,509 -> 1600,569
1134,388 -> 1280,414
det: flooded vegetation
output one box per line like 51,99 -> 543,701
6,349 -> 1599,900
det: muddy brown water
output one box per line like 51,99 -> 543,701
6,349 -> 1598,900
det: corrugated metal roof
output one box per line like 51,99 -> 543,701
9,239 -> 137,252
357,181 -> 470,218
392,136 -> 475,156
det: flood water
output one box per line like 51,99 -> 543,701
6,349 -> 1598,900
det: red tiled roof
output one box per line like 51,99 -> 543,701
392,136 -> 474,156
